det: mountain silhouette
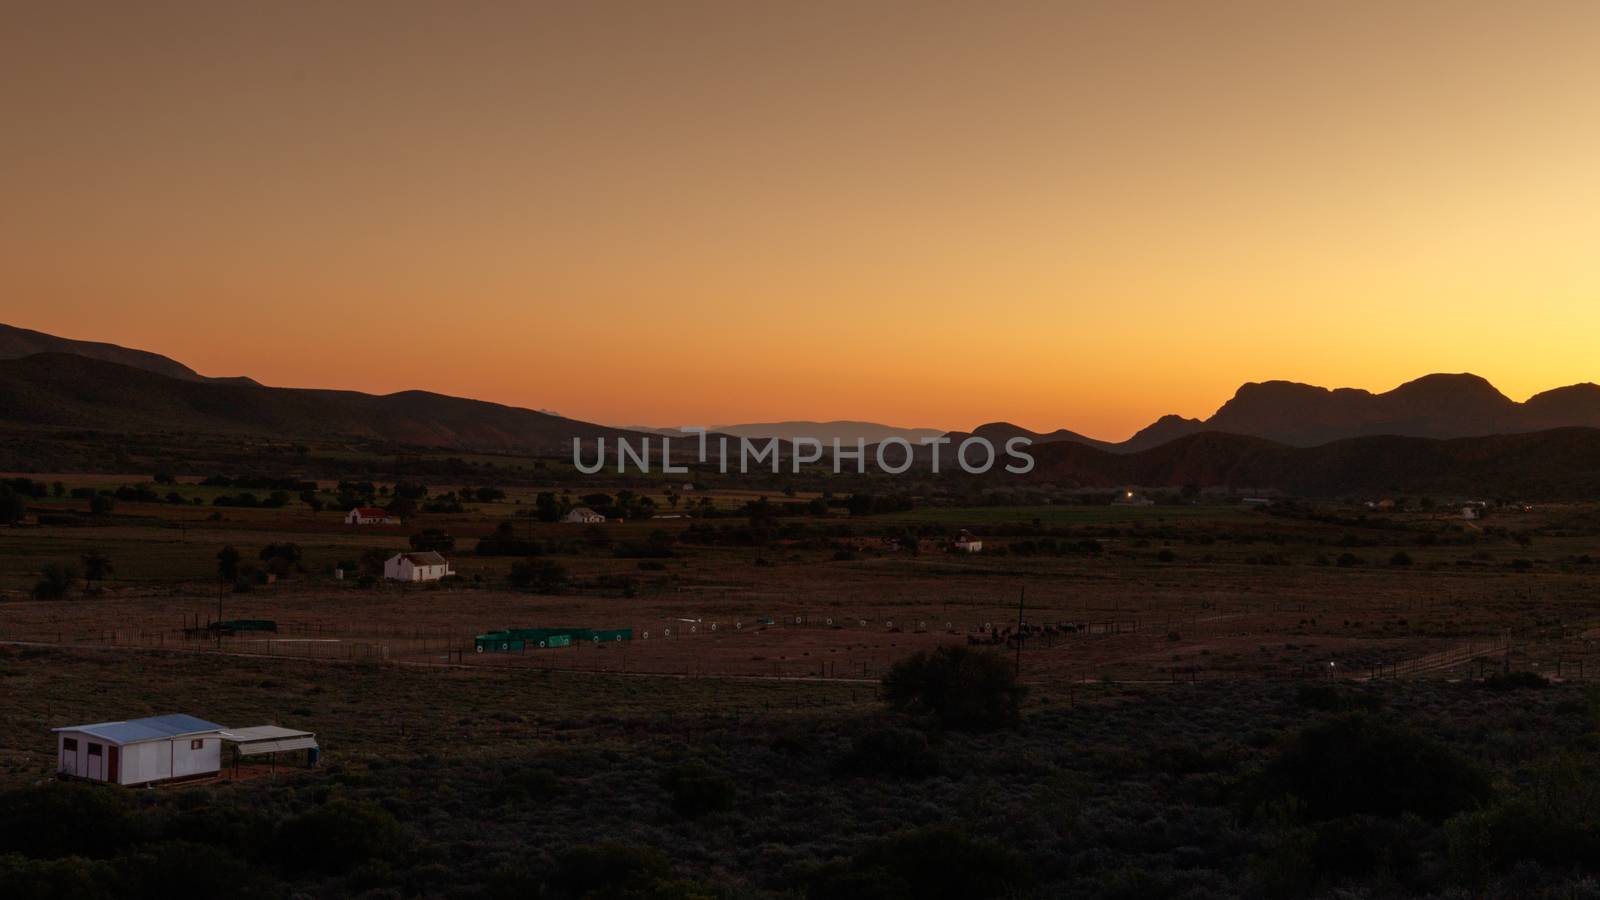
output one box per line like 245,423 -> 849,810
959,373 -> 1600,451
0,353 -> 654,453
0,323 -> 257,385
1021,428 -> 1600,498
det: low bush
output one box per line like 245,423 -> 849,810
805,825 -> 1027,900
835,727 -> 941,779
659,760 -> 735,819
270,799 -> 405,873
882,646 -> 1026,732
1253,713 -> 1489,822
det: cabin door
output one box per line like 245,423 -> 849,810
61,740 -> 77,775
107,746 -> 120,783
86,742 -> 104,780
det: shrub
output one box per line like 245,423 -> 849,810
550,843 -> 714,900
0,783 -> 135,859
509,558 -> 568,593
32,563 -> 77,600
0,854 -> 117,900
835,727 -> 941,779
271,799 -> 405,873
882,645 -> 1026,731
1294,683 -> 1384,713
1254,713 -> 1490,822
659,760 -> 735,819
119,840 -> 270,898
409,529 -> 455,552
1480,670 -> 1548,691
805,825 -> 1026,900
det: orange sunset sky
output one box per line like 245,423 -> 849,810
3,1 -> 1598,441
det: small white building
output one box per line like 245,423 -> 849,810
53,714 -> 225,786
1462,506 -> 1480,520
564,507 -> 606,524
383,551 -> 454,582
346,507 -> 397,525
953,530 -> 983,553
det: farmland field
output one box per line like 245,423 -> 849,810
5,475 -> 1600,898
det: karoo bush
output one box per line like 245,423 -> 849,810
882,645 -> 1026,731
659,759 -> 735,819
835,727 -> 942,779
270,798 -> 405,873
1254,713 -> 1490,822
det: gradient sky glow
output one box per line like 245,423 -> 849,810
4,1 -> 1599,440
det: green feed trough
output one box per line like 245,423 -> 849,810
474,627 -> 632,653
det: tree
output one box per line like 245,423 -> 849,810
409,529 -> 455,553
882,645 -> 1026,731
259,543 -> 302,578
509,558 -> 568,594
0,488 -> 25,524
258,543 -> 302,565
217,546 -> 242,583
535,492 -> 562,522
34,562 -> 78,599
81,551 -> 113,589
386,496 -> 417,521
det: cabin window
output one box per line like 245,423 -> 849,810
191,739 -> 204,750
87,743 -> 102,756
63,738 -> 77,751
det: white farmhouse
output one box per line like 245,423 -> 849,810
53,713 -> 225,786
953,530 -> 983,553
383,551 -> 454,582
564,507 -> 606,524
346,507 -> 397,525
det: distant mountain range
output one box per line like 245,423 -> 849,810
0,352 -> 652,453
3,322 -> 1600,496
956,373 -> 1600,451
627,421 -> 947,445
0,323 -> 258,385
1020,428 -> 1600,498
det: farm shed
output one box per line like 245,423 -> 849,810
564,507 -> 606,524
346,507 -> 397,525
218,725 -> 320,774
53,714 -> 225,786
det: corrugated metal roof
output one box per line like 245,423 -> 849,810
53,713 -> 225,745
401,551 -> 447,565
219,725 -> 318,755
218,725 -> 313,741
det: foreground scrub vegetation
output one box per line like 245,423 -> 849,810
4,646 -> 1600,898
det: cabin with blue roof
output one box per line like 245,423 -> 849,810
52,714 -> 225,786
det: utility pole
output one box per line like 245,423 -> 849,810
1015,586 -> 1025,677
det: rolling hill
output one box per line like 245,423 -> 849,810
0,323 -> 258,385
0,353 -> 655,453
